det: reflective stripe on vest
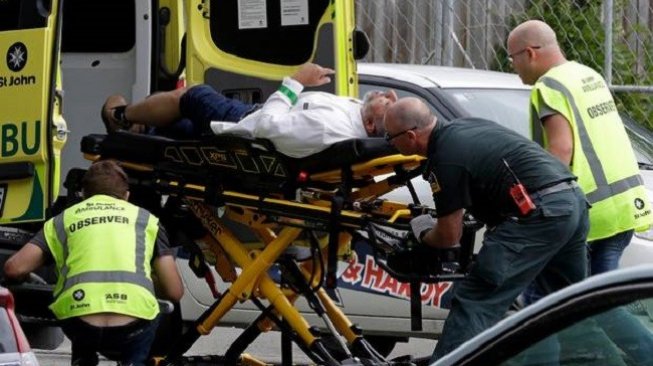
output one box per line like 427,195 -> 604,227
52,214 -> 68,294
52,207 -> 154,297
537,77 -> 644,204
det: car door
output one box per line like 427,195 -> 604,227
0,0 -> 65,224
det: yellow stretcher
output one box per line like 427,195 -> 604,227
73,131 -> 478,366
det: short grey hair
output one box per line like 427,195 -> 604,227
362,90 -> 383,103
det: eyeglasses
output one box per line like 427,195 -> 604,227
508,46 -> 541,63
385,126 -> 417,141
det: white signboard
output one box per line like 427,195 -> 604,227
281,0 -> 309,26
238,0 -> 268,29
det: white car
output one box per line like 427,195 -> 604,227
175,63 -> 653,356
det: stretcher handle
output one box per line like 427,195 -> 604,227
389,209 -> 411,223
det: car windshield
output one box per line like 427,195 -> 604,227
622,113 -> 653,165
444,88 -> 653,165
443,88 -> 531,136
502,299 -> 653,365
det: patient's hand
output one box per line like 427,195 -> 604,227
292,63 -> 335,87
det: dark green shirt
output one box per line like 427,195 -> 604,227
425,118 -> 575,225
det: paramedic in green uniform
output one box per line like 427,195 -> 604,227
4,160 -> 183,366
383,97 -> 589,361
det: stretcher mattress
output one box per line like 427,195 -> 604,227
81,131 -> 398,172
80,131 -> 413,197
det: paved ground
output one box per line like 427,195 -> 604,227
36,327 -> 436,365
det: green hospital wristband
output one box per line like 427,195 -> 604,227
278,84 -> 299,105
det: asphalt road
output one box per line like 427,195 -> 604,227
36,327 -> 436,365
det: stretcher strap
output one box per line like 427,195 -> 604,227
410,280 -> 422,331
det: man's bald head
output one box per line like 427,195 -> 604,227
385,97 -> 433,131
508,20 -> 558,51
507,20 -> 566,85
384,97 -> 435,156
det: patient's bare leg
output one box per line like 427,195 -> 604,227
125,87 -> 188,126
101,87 -> 188,132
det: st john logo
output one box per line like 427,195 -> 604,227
6,42 -> 27,72
1,42 -> 36,88
73,289 -> 85,301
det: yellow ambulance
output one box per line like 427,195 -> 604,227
1,0 -> 362,351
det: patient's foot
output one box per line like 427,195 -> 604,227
101,95 -> 133,133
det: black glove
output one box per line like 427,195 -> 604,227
410,214 -> 437,243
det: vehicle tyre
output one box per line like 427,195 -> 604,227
22,324 -> 64,350
8,272 -> 64,350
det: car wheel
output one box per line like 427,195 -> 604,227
22,324 -> 65,350
10,272 -> 64,350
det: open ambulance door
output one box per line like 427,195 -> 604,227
59,0 -> 156,187
184,0 -> 364,101
0,0 -> 65,225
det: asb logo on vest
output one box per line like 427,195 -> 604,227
106,293 -> 128,302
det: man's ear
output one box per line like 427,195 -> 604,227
124,191 -> 130,201
407,130 -> 418,140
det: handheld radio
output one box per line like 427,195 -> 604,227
503,159 -> 536,215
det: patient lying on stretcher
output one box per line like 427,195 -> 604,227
101,63 -> 397,158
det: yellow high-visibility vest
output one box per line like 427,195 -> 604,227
44,195 -> 159,320
530,61 -> 652,241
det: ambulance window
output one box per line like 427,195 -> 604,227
61,0 -> 135,53
209,0 -> 330,65
0,0 -> 49,31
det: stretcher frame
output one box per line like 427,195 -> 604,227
72,131 -> 476,366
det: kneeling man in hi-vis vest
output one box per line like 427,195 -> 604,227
4,160 -> 184,366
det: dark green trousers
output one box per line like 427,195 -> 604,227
432,187 -> 589,361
